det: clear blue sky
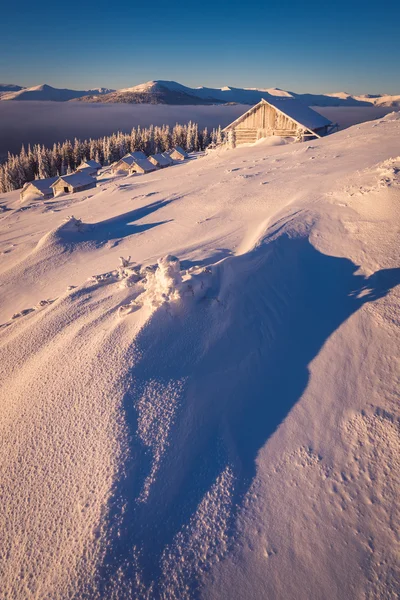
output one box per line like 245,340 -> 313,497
1,0 -> 399,94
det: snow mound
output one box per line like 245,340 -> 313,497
377,156 -> 400,187
35,215 -> 84,251
118,256 -> 214,314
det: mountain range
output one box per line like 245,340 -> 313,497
0,84 -> 115,101
1,80 -> 399,107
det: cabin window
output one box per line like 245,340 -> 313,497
64,186 -> 69,193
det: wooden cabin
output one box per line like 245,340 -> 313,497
148,153 -> 173,168
51,172 -> 96,196
168,146 -> 188,161
20,176 -> 58,202
129,158 -> 157,175
111,152 -> 147,174
223,98 -> 334,146
76,159 -> 101,176
112,155 -> 137,173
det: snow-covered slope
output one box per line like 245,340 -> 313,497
0,84 -> 114,101
0,114 -> 399,599
0,83 -> 25,97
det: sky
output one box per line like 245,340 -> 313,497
1,0 -> 399,94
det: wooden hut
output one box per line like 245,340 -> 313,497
168,146 -> 188,161
223,98 -> 334,146
112,152 -> 147,174
20,176 -> 58,202
112,155 -> 137,174
129,158 -> 157,175
148,153 -> 173,168
76,159 -> 101,176
51,172 -> 96,196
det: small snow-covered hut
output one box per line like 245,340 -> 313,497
51,172 -> 96,196
168,146 -> 188,161
112,153 -> 147,173
223,98 -> 334,146
129,158 -> 157,175
76,159 -> 101,176
148,153 -> 173,168
20,176 -> 58,201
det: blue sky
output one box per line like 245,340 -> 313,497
1,0 -> 399,94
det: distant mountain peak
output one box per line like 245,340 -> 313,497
0,80 -> 399,108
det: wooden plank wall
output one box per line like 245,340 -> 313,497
234,103 -> 298,135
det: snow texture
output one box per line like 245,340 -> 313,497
0,112 -> 399,599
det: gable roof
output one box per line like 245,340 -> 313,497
51,172 -> 96,187
117,153 -> 147,167
223,98 -> 332,134
149,153 -> 173,166
123,151 -> 147,161
23,176 -> 58,194
130,158 -> 157,173
78,159 -> 101,169
170,146 -> 188,158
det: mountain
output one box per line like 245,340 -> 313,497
72,81 -> 222,105
1,80 -> 399,107
0,84 -> 25,98
0,84 -> 115,101
0,83 -> 25,92
73,80 -> 400,107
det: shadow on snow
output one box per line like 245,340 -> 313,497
97,232 -> 400,596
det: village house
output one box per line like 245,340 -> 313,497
51,172 -> 96,196
223,98 -> 335,146
76,159 -> 101,176
111,151 -> 147,174
148,153 -> 173,168
168,146 -> 189,161
20,176 -> 59,202
129,158 -> 157,175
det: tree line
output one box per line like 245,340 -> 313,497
0,122 -> 223,193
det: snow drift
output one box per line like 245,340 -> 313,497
0,113 -> 399,599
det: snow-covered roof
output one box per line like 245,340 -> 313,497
51,172 -> 96,187
118,155 -> 138,166
149,153 -> 173,166
130,158 -> 157,172
23,176 -> 58,194
224,98 -> 332,133
127,151 -> 147,160
170,146 -> 188,158
78,159 -> 101,169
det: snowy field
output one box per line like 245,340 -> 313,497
0,115 -> 399,599
0,101 -> 395,156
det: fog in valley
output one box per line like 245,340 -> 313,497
0,101 -> 394,157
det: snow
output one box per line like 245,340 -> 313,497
264,97 -> 332,129
22,176 -> 59,195
130,158 -> 157,173
0,112 -> 399,599
126,151 -> 147,160
149,153 -> 173,167
52,171 -> 96,187
79,159 -> 101,170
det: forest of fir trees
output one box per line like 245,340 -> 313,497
0,122 -> 224,193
